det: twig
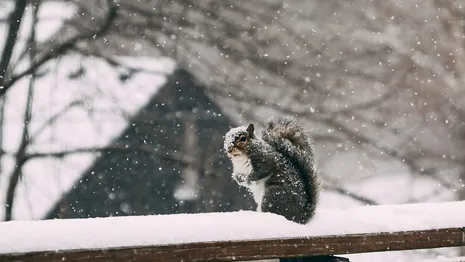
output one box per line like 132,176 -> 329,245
24,144 -> 197,167
323,185 -> 378,206
0,0 -> 27,84
0,2 -> 118,97
29,100 -> 83,142
4,1 -> 39,221
71,47 -> 167,76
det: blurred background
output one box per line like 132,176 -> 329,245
0,0 -> 463,261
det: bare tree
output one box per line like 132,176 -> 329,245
3,0 -> 463,233
4,0 -> 40,221
57,0 -> 465,209
0,0 -> 27,88
0,0 -> 118,98
0,0 -> 118,220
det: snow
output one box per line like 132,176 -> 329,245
223,125 -> 248,152
0,0 -> 177,222
0,54 -> 175,220
173,186 -> 197,201
0,201 -> 463,254
0,2 -> 461,262
174,167 -> 199,201
230,154 -> 253,176
0,4 -> 177,220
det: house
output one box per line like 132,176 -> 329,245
45,68 -> 254,219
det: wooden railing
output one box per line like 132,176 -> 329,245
2,227 -> 463,262
1,201 -> 464,262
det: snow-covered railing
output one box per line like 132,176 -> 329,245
0,201 -> 464,262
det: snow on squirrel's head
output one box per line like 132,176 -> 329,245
224,123 -> 255,157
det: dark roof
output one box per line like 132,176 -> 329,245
45,68 -> 254,219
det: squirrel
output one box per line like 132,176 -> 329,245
223,117 -> 319,224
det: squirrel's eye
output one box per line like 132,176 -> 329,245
239,136 -> 247,142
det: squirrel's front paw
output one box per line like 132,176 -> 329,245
232,172 -> 249,186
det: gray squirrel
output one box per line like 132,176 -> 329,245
223,117 -> 319,224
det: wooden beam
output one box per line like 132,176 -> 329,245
1,227 -> 463,262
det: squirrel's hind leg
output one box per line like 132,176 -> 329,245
261,185 -> 308,224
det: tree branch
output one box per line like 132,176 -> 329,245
4,0 -> 39,221
24,144 -> 197,167
71,47 -> 167,77
0,2 -> 118,97
323,185 -> 378,206
29,100 -> 83,142
0,0 -> 27,84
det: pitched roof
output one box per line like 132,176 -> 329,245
45,68 -> 254,219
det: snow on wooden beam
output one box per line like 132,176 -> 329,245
0,201 -> 464,261
1,227 -> 464,262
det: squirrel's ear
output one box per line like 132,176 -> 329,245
247,124 -> 255,138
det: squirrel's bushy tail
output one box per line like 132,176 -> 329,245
261,116 -> 319,218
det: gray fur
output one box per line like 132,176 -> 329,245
224,117 -> 319,224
